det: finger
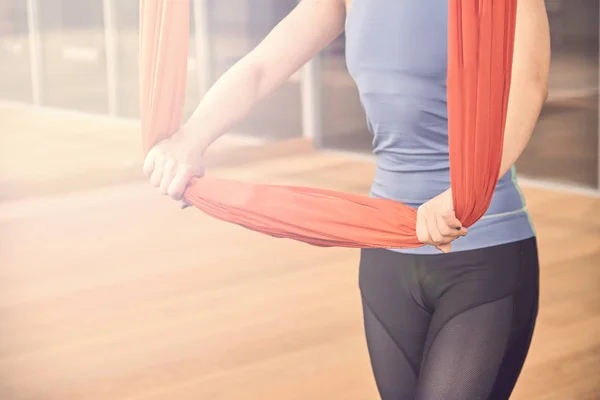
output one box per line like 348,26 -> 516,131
167,165 -> 192,200
143,151 -> 156,177
441,211 -> 468,236
442,211 -> 462,229
426,210 -> 444,245
416,207 -> 432,245
150,154 -> 165,187
436,214 -> 461,238
436,243 -> 452,253
159,158 -> 177,195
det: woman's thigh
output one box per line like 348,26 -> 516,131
415,238 -> 540,400
358,248 -> 432,400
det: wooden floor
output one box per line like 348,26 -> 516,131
0,134 -> 599,399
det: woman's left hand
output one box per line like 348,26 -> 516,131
416,189 -> 468,253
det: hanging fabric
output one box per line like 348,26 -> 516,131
138,0 -> 517,248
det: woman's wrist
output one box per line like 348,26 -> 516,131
180,120 -> 213,156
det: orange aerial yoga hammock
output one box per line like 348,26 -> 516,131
139,0 -> 516,249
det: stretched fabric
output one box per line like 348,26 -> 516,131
139,0 -> 517,249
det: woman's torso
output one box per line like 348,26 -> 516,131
344,0 -> 536,254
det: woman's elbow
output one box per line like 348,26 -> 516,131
536,69 -> 550,101
539,79 -> 549,103
533,56 -> 551,102
537,78 -> 549,102
526,70 -> 550,103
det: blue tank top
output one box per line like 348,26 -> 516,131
344,0 -> 535,254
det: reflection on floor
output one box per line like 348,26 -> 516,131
0,106 -> 297,201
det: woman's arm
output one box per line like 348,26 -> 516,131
499,0 -> 551,177
182,0 -> 346,154
416,0 -> 551,253
145,0 -> 346,199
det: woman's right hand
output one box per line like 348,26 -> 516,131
140,0 -> 347,204
416,189 -> 468,253
143,128 -> 205,202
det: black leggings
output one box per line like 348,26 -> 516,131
359,238 -> 539,400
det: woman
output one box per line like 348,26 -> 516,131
144,0 -> 551,398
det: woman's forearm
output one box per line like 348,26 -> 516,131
499,79 -> 548,178
180,0 -> 345,155
498,0 -> 551,178
183,59 -> 264,153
